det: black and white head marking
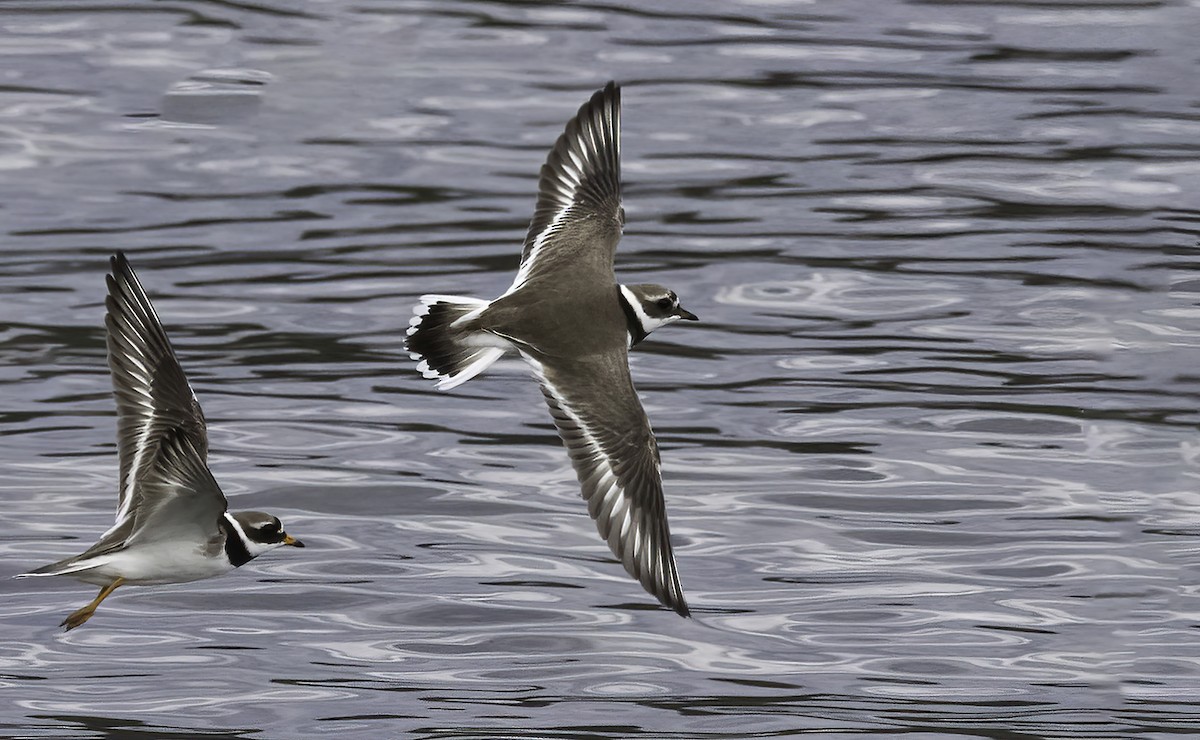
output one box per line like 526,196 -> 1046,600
223,510 -> 302,566
617,284 -> 698,347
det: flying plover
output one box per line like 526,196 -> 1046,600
18,253 -> 304,630
407,82 -> 696,616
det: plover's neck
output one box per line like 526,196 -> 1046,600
220,513 -> 254,568
617,284 -> 650,348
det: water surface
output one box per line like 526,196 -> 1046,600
2,0 -> 1199,736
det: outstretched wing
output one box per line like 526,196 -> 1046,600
21,400 -> 225,578
507,81 -> 624,293
525,349 -> 689,616
105,252 -> 209,525
126,432 -> 227,547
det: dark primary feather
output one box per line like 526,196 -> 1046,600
516,81 -> 624,284
105,252 -> 208,523
533,352 -> 690,617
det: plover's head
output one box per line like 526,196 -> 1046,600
618,283 -> 699,347
228,510 -> 305,559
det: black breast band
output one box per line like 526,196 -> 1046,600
220,516 -> 253,567
617,290 -> 648,347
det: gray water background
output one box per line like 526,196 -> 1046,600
1,0 -> 1199,737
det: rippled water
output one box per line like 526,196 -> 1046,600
2,0 -> 1199,737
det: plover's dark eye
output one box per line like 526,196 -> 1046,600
655,297 -> 672,309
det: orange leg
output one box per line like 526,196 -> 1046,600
61,577 -> 125,631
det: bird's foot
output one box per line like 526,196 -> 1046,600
61,606 -> 96,631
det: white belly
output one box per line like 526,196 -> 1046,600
73,542 -> 234,586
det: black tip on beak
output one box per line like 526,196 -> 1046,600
676,307 -> 699,321
284,535 -> 305,548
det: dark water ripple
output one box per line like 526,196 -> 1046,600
2,0 -> 1199,736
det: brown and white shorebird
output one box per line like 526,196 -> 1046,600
17,253 -> 304,630
405,82 -> 697,616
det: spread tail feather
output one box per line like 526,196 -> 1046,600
406,295 -> 505,391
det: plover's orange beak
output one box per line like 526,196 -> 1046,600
675,307 -> 699,321
283,534 -> 305,547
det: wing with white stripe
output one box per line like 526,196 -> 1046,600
527,350 -> 689,616
508,81 -> 624,292
105,252 -> 208,525
126,431 -> 227,547
19,433 -> 226,577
